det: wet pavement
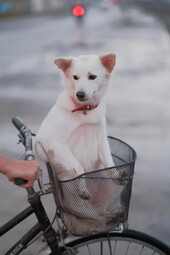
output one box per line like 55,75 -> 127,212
0,3 -> 170,254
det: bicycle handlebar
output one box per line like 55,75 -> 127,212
12,116 -> 34,186
11,119 -> 61,254
12,116 -> 26,131
14,178 -> 28,186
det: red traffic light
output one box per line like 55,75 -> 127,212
72,5 -> 85,17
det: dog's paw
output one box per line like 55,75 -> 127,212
106,208 -> 126,225
113,170 -> 128,186
79,190 -> 91,200
75,179 -> 91,200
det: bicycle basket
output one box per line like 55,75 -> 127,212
50,137 -> 137,237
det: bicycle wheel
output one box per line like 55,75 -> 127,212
60,229 -> 170,255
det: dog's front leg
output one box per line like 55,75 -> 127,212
99,139 -> 115,169
99,139 -> 123,181
48,145 -> 83,178
99,140 -> 127,186
48,144 -> 91,200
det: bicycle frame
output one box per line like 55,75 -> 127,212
0,117 -> 62,255
0,208 -> 41,255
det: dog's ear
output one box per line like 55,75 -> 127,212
100,54 -> 116,73
54,58 -> 72,72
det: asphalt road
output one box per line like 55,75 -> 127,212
0,3 -> 170,254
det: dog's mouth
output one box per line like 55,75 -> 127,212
77,98 -> 88,102
76,97 -> 93,105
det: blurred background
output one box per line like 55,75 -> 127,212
0,0 -> 170,254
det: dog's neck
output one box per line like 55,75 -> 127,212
71,97 -> 99,115
72,103 -> 99,115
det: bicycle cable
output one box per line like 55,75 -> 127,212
26,205 -> 58,248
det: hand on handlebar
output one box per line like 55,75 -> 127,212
0,155 -> 40,188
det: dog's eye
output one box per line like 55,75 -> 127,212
88,74 -> 97,80
73,75 -> 79,80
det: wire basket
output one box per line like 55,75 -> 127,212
50,137 -> 137,237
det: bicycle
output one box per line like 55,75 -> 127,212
0,116 -> 169,255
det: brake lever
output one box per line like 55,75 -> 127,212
31,131 -> 37,136
17,133 -> 25,145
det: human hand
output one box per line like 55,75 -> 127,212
6,160 -> 40,188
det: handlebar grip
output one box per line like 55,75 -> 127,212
14,178 -> 28,186
12,116 -> 26,131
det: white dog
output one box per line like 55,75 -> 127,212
35,54 -> 128,235
35,54 -> 116,184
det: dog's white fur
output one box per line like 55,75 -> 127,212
34,54 -> 127,234
35,54 -> 116,182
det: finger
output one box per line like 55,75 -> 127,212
36,163 -> 40,169
20,179 -> 34,188
35,170 -> 39,180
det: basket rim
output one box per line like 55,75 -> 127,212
57,136 -> 137,183
108,136 -> 137,160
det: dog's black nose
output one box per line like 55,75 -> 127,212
76,91 -> 86,101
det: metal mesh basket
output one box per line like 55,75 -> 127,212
49,137 -> 137,237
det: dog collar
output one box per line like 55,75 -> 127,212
72,104 -> 99,115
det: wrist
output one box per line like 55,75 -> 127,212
0,155 -> 14,175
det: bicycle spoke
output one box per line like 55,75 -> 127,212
125,241 -> 131,255
113,240 -> 117,255
151,251 -> 157,255
87,244 -> 91,255
100,241 -> 103,255
106,234 -> 112,255
139,245 -> 144,255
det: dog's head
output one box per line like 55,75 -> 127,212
54,54 -> 116,106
